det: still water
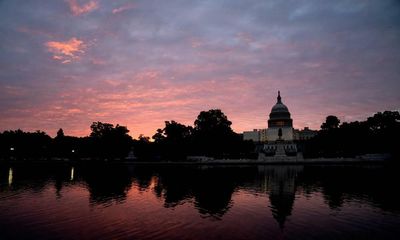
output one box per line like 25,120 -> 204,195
1,163 -> 400,240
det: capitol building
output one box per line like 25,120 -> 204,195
243,91 -> 317,159
243,91 -> 317,143
266,91 -> 294,141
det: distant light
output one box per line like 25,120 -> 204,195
10,147 -> 14,151
71,149 -> 75,153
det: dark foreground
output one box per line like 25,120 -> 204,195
1,163 -> 400,240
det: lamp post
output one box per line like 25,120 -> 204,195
9,147 -> 15,160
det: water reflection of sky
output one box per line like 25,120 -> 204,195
1,164 -> 400,239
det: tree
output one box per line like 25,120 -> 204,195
304,111 -> 400,158
194,109 -> 233,134
90,122 -> 114,138
150,121 -> 192,160
367,111 -> 400,132
56,128 -> 65,139
164,121 -> 192,143
366,111 -> 400,156
89,122 -> 133,159
0,129 -> 52,158
138,134 -> 150,143
193,109 -> 239,157
321,115 -> 340,130
152,128 -> 165,143
53,128 -> 79,158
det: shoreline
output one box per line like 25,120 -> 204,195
0,157 -> 390,166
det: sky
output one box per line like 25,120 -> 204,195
0,0 -> 399,138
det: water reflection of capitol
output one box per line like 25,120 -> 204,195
2,165 -> 398,232
74,165 -> 299,224
258,165 -> 300,228
2,165 -> 299,226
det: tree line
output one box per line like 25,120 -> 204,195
303,111 -> 400,158
0,109 -> 399,161
0,109 -> 254,161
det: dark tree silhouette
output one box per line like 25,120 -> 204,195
367,111 -> 400,132
2,109 -> 397,162
192,109 -> 245,158
321,115 -> 340,130
90,122 -> 115,138
147,110 -> 255,160
0,129 -> 52,159
194,109 -> 233,134
133,134 -> 158,160
304,111 -> 400,159
150,121 -> 193,160
152,129 -> 165,143
164,121 -> 193,143
89,122 -> 133,160
56,128 -> 65,139
52,128 -> 81,158
138,134 -> 150,143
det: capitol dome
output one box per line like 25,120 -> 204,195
271,102 -> 289,112
268,91 -> 293,127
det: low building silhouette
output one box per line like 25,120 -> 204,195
293,127 -> 318,141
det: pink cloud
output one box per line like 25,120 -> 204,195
112,3 -> 135,14
66,0 -> 98,16
45,37 -> 86,63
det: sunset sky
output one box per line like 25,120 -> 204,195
1,0 -> 399,138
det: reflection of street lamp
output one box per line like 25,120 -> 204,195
8,168 -> 13,186
70,167 -> 74,181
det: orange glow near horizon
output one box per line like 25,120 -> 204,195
0,74 -> 393,139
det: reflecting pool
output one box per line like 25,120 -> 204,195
1,164 -> 400,239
